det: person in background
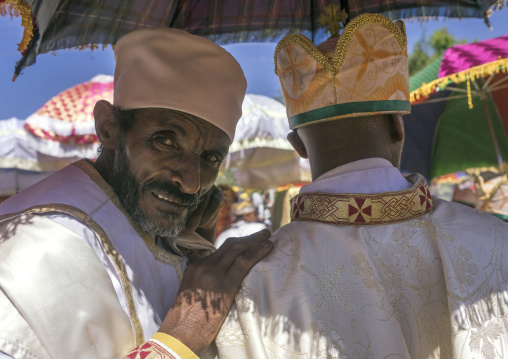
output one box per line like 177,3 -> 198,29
215,200 -> 267,248
214,184 -> 238,240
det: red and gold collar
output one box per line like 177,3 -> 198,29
290,175 -> 433,225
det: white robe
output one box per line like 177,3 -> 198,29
210,158 -> 508,359
0,160 -> 210,359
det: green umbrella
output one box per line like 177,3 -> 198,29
401,34 -> 508,179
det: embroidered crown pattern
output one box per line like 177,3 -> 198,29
290,176 -> 433,225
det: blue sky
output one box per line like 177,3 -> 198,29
0,8 -> 507,120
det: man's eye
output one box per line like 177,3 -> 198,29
155,136 -> 174,147
204,153 -> 221,163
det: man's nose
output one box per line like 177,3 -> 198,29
169,155 -> 200,195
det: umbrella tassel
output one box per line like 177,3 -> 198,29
467,77 -> 473,109
5,0 -> 33,52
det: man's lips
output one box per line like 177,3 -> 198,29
151,191 -> 190,211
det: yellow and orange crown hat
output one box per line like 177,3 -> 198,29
274,12 -> 410,129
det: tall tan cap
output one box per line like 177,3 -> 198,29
113,28 -> 247,140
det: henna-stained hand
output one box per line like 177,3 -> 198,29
158,229 -> 272,354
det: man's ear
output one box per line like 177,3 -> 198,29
287,130 -> 308,159
389,114 -> 405,143
94,100 -> 120,150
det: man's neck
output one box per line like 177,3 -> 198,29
310,154 -> 399,181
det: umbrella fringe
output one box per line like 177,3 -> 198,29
0,1 -> 19,18
3,0 -> 111,57
410,57 -> 508,104
493,0 -> 508,11
466,78 -> 473,109
73,43 -> 112,51
5,0 -> 33,52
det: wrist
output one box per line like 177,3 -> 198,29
159,306 -> 215,354
151,332 -> 199,359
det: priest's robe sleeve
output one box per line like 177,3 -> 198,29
0,214 -> 134,358
0,214 -> 200,359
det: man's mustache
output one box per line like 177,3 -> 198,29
141,180 -> 201,209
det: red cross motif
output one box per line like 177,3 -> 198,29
124,342 -> 154,359
292,196 -> 305,218
418,186 -> 432,210
348,198 -> 372,223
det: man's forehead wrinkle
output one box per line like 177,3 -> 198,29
150,111 -> 190,135
135,108 -> 231,150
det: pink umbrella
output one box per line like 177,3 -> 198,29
24,75 -> 113,158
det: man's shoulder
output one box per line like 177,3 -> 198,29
244,222 -> 308,276
0,213 -> 89,246
433,197 -> 508,226
0,165 -> 76,213
0,162 -> 109,219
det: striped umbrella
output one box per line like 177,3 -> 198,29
1,0 -> 502,78
401,35 -> 508,179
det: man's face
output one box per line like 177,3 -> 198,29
243,211 -> 258,223
112,108 -> 231,237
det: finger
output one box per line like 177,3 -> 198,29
222,237 -> 273,293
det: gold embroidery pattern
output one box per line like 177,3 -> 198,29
308,320 -> 372,359
457,289 -> 508,358
451,244 -> 479,293
300,263 -> 354,313
470,320 -> 504,358
274,13 -> 410,122
290,176 -> 432,225
274,13 -> 407,75
359,225 -> 454,357
0,204 -> 145,346
72,160 -> 183,279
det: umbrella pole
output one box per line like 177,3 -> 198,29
15,170 -> 19,193
476,80 -> 504,169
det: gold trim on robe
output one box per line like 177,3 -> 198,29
73,160 -> 183,273
290,175 -> 433,225
0,204 -> 145,346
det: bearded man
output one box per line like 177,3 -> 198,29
0,28 -> 271,359
210,14 -> 508,359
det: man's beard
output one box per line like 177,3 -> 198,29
112,139 -> 201,238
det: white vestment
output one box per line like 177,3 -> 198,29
0,160 -> 210,359
210,158 -> 508,359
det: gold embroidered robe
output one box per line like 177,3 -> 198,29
209,159 -> 508,359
